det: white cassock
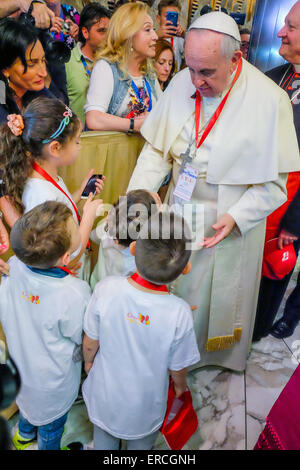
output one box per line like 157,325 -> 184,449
127,58 -> 300,371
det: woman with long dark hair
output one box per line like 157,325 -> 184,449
0,18 -> 53,124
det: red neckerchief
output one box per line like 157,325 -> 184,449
32,161 -> 80,224
130,273 -> 168,292
58,266 -> 73,275
194,58 -> 242,148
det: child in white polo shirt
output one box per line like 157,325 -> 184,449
0,201 -> 91,450
83,211 -> 200,450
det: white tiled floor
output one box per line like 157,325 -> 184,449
8,274 -> 300,451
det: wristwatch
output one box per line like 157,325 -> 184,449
127,118 -> 134,135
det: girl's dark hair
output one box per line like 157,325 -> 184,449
0,97 -> 80,215
0,17 -> 40,114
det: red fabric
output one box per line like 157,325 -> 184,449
254,365 -> 300,450
160,379 -> 198,450
261,238 -> 296,280
130,273 -> 168,292
265,171 -> 300,243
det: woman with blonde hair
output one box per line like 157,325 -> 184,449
85,1 -> 161,134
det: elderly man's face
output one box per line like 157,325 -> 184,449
185,30 -> 241,98
278,1 -> 300,63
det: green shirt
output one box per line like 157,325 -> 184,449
65,43 -> 93,125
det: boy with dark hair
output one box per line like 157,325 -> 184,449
156,0 -> 185,71
83,211 -> 200,450
65,2 -> 111,123
0,201 -> 91,450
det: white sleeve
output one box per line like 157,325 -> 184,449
59,282 -> 91,344
83,286 -> 101,340
168,305 -> 200,371
227,173 -> 288,235
127,142 -> 172,192
22,183 -> 58,214
84,60 -> 114,114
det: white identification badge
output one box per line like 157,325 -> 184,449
173,164 -> 199,201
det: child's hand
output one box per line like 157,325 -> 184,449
95,175 -> 105,195
85,361 -> 93,375
82,193 -> 104,221
73,170 -> 105,204
66,259 -> 82,277
173,382 -> 187,398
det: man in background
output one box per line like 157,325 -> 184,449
253,0 -> 300,341
65,2 -> 111,124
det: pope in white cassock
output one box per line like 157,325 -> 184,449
127,12 -> 300,371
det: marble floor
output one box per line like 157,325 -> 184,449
8,274 -> 300,451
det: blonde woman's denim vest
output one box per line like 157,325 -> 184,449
106,61 -> 158,115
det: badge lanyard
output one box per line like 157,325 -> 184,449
130,273 -> 168,292
32,161 -> 91,250
174,59 -> 242,202
194,58 -> 242,149
81,56 -> 91,76
32,161 -> 81,224
131,78 -> 153,112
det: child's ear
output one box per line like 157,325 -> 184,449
60,251 -> 70,267
182,260 -> 191,275
48,140 -> 62,158
129,241 -> 136,256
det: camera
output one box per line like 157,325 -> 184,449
18,10 -> 71,66
0,347 -> 21,450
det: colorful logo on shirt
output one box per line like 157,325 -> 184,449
21,292 -> 40,304
126,312 -> 150,326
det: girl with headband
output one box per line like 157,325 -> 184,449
0,97 -> 104,279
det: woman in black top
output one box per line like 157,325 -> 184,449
0,17 -> 55,124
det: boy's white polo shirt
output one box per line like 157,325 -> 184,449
83,276 -> 200,439
0,257 -> 91,426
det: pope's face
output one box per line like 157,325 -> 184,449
185,30 -> 240,98
278,1 -> 300,64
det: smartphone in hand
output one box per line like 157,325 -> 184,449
81,174 -> 102,199
166,11 -> 178,28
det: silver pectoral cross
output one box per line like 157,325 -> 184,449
179,145 -> 193,174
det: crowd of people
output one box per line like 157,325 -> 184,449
0,0 -> 299,452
